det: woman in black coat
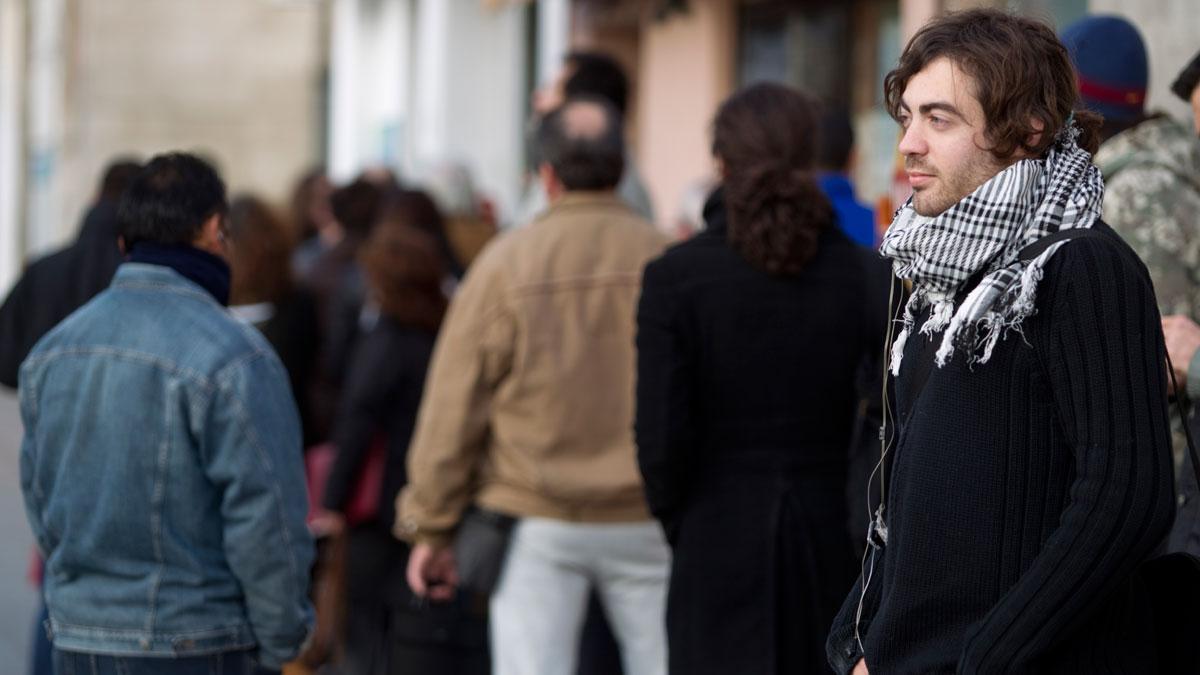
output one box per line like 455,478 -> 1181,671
634,83 -> 891,675
320,217 -> 487,675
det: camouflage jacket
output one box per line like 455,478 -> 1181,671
1097,116 -> 1200,320
1097,116 -> 1200,409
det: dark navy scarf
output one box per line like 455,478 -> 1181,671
129,242 -> 231,306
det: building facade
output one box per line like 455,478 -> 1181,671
0,0 -> 1195,294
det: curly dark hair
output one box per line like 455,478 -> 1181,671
712,83 -> 834,276
884,9 -> 1102,158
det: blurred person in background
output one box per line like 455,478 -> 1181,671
290,168 -> 339,279
0,158 -> 141,387
226,194 -> 320,448
315,189 -> 461,429
0,157 -> 139,675
314,218 -> 487,675
520,52 -> 658,673
1062,15 -> 1200,342
517,51 -> 655,227
1061,16 -> 1200,556
425,161 -> 499,270
19,152 -> 314,674
389,189 -> 466,281
361,165 -> 403,195
1132,42 -> 1200,556
817,108 -> 878,248
303,177 -> 384,443
399,97 -> 669,675
635,83 -> 890,675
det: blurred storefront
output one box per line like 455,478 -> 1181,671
0,0 -> 1194,293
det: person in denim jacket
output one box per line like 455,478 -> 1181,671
19,152 -> 315,675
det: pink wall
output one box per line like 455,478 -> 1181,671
635,0 -> 735,231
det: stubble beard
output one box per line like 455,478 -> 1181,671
910,156 -> 1010,218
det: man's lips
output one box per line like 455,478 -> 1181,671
907,171 -> 935,188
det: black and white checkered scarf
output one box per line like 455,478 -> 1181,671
881,124 -> 1105,373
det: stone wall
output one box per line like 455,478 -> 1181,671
51,0 -> 325,249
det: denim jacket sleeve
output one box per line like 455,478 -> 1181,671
204,351 -> 315,669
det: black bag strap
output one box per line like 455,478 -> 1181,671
1016,227 -> 1095,262
1166,351 -> 1200,487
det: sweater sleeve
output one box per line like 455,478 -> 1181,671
633,258 -> 695,544
957,237 -> 1176,673
826,547 -> 886,675
395,252 -> 514,547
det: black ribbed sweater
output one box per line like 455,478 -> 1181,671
828,222 -> 1176,674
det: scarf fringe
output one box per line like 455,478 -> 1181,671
889,326 -> 910,376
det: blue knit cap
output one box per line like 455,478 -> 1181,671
1061,15 -> 1148,122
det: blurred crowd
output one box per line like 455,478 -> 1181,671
6,7 -> 1200,675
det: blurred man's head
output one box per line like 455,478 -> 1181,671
536,97 -> 625,202
96,159 -> 143,203
533,51 -> 629,118
117,152 -> 229,257
1171,49 -> 1200,135
1061,15 -> 1149,141
885,9 -> 1098,216
817,108 -> 856,173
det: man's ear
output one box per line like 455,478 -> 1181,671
193,213 -> 226,257
117,236 -> 127,255
1024,117 -> 1047,154
539,162 -> 564,203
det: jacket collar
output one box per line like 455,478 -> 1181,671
545,190 -> 627,214
111,262 -> 227,307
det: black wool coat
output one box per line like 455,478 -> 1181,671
635,189 -> 892,675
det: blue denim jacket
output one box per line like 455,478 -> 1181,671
19,263 -> 315,669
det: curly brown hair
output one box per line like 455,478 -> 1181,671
885,9 -> 1102,159
712,83 -> 834,276
360,220 -> 447,333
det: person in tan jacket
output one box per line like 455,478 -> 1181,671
398,97 -> 670,675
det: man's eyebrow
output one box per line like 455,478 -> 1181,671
917,101 -> 965,120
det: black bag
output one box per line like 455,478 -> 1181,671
1138,344 -> 1200,673
453,507 -> 518,595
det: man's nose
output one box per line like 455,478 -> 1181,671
897,123 -> 926,157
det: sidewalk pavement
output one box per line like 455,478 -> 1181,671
0,388 -> 37,675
